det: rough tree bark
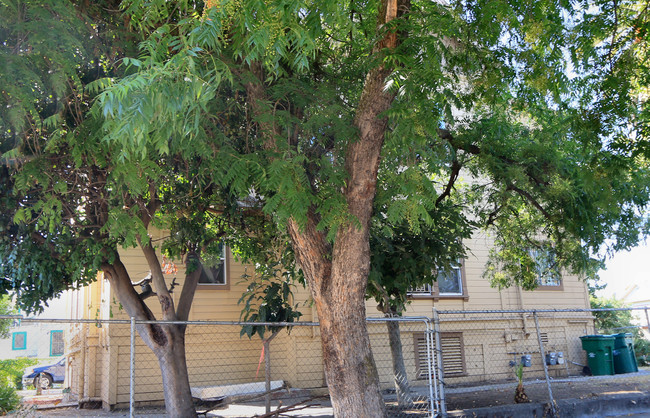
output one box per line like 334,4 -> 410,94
101,248 -> 202,417
243,0 -> 409,414
286,1 -> 409,415
386,319 -> 413,406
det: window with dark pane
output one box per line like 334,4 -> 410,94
198,243 -> 227,285
50,330 -> 64,356
437,265 -> 463,295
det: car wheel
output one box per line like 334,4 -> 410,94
34,374 -> 53,389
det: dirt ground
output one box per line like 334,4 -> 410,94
445,368 -> 650,412
10,369 -> 650,417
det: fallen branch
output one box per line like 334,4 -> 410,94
254,395 -> 330,418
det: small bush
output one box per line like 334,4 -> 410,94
635,337 -> 650,366
0,358 -> 38,388
0,382 -> 20,414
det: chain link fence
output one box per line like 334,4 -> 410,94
2,308 -> 648,417
125,318 -> 437,417
434,307 -> 650,417
1,316 -> 438,417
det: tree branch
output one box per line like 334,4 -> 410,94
139,239 -> 177,321
176,251 -> 201,322
286,212 -> 332,299
245,62 -> 280,150
506,184 -> 553,221
436,158 -> 461,206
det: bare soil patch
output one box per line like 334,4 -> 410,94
445,369 -> 650,412
12,369 -> 650,417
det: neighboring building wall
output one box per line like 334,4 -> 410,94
66,273 -> 108,403
0,297 -> 68,361
0,323 -> 65,360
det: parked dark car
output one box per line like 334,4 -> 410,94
22,357 -> 65,389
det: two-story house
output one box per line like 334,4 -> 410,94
65,228 -> 593,409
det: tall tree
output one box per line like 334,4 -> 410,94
0,2 -> 246,415
4,0 -> 650,417
97,0 -> 650,415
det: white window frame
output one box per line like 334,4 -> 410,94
407,260 -> 468,300
528,247 -> 563,290
197,244 -> 229,289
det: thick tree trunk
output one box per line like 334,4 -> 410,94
153,325 -> 195,418
315,291 -> 386,417
253,1 -> 410,414
288,216 -> 387,417
102,251 -> 198,417
386,320 -> 413,406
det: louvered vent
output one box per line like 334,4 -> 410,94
414,332 -> 466,379
540,333 -> 549,343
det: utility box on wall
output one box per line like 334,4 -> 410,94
545,352 -> 557,365
521,354 -> 532,367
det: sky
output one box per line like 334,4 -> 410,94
596,241 -> 650,304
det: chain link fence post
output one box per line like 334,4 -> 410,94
432,309 -> 447,417
533,311 -> 556,417
129,316 -> 135,418
424,319 -> 437,418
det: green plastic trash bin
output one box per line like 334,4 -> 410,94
580,335 -> 615,376
612,332 -> 638,374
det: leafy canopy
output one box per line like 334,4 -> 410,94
1,0 -> 650,311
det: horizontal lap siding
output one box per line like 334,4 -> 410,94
111,327 -> 325,403
436,317 -> 591,385
382,232 -> 590,315
113,239 -> 315,322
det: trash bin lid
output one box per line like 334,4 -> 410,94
580,335 -> 614,340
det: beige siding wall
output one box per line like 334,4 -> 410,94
386,231 -> 591,318
70,228 -> 593,407
435,315 -> 595,386
102,236 -> 321,406
110,229 -> 315,322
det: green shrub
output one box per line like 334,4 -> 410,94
0,358 -> 38,388
0,381 -> 20,414
635,337 -> 650,366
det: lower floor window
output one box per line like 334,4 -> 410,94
12,332 -> 26,350
50,330 -> 64,356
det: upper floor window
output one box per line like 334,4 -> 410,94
12,332 -> 26,350
529,247 -> 562,290
408,261 -> 468,301
437,265 -> 463,296
198,243 -> 229,289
